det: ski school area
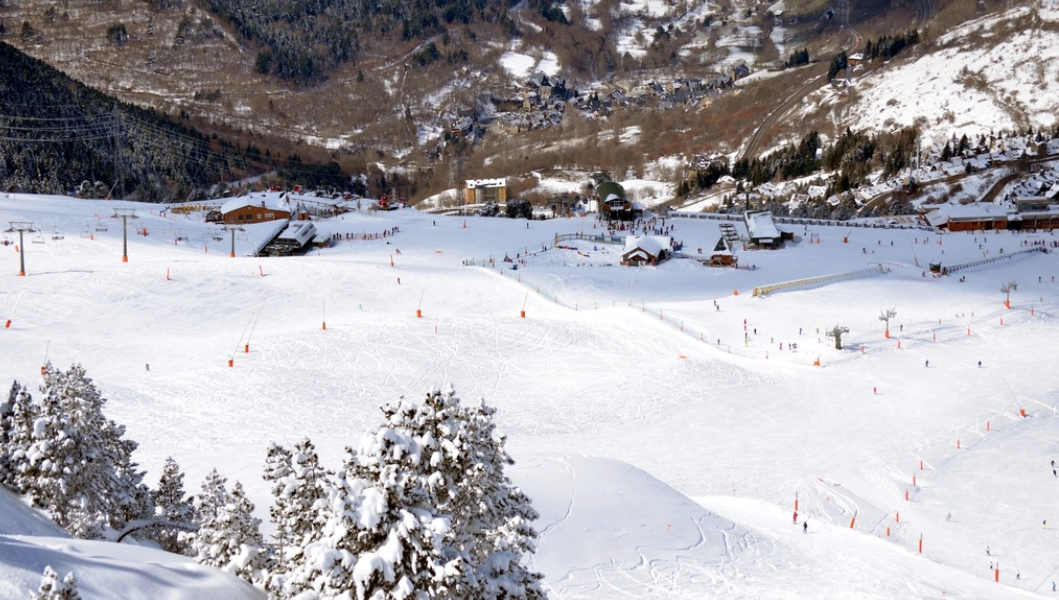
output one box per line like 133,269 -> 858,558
2,191 -> 1059,599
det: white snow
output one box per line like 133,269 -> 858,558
836,7 -> 1059,143
1,189 -> 1058,599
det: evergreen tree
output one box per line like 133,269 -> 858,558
444,390 -> 545,599
263,442 -> 295,560
32,566 -> 82,600
264,437 -> 332,594
193,470 -> 270,585
147,457 -> 197,555
283,387 -> 543,600
17,364 -> 151,538
0,381 -> 35,487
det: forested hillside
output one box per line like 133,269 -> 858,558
0,42 -> 258,200
201,0 -> 521,80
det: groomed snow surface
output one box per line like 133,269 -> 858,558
0,192 -> 1057,599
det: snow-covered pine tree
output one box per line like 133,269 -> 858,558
193,470 -> 270,585
283,386 -> 543,600
264,438 -> 333,595
147,456 -> 197,555
31,565 -> 82,600
440,390 -> 545,600
263,442 -> 295,563
18,364 -> 152,538
0,381 -> 36,489
282,403 -> 459,600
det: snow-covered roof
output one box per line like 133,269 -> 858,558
925,202 -> 1014,224
220,193 -> 290,215
623,235 -> 669,255
807,185 -> 828,199
466,178 -> 506,189
745,211 -> 781,240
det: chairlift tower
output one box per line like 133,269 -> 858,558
223,225 -> 245,258
112,208 -> 138,263
6,221 -> 36,276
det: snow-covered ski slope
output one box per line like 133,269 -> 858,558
0,192 -> 1057,599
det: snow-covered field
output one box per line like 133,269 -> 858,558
1,192 -> 1058,598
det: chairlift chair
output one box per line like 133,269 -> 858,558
52,228 -> 64,241
95,222 -> 108,232
32,231 -> 46,244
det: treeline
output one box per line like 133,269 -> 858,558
864,29 -> 919,62
202,0 -> 512,81
0,42 -> 239,201
684,126 -> 922,206
1,367 -> 545,599
731,131 -> 823,185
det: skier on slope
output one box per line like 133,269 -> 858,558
802,521 -> 808,534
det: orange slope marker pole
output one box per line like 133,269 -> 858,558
244,306 -> 262,353
521,293 -> 528,319
230,310 -> 255,366
5,290 -> 24,328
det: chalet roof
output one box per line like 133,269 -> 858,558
712,236 -> 733,255
221,193 -> 291,215
623,235 -> 670,256
745,210 -> 781,240
923,202 -> 1014,225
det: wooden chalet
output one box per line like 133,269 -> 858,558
708,236 -> 737,267
221,193 -> 291,225
596,181 -> 641,222
622,235 -> 671,266
921,203 -> 1012,231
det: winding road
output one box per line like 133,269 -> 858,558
740,0 -> 863,162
